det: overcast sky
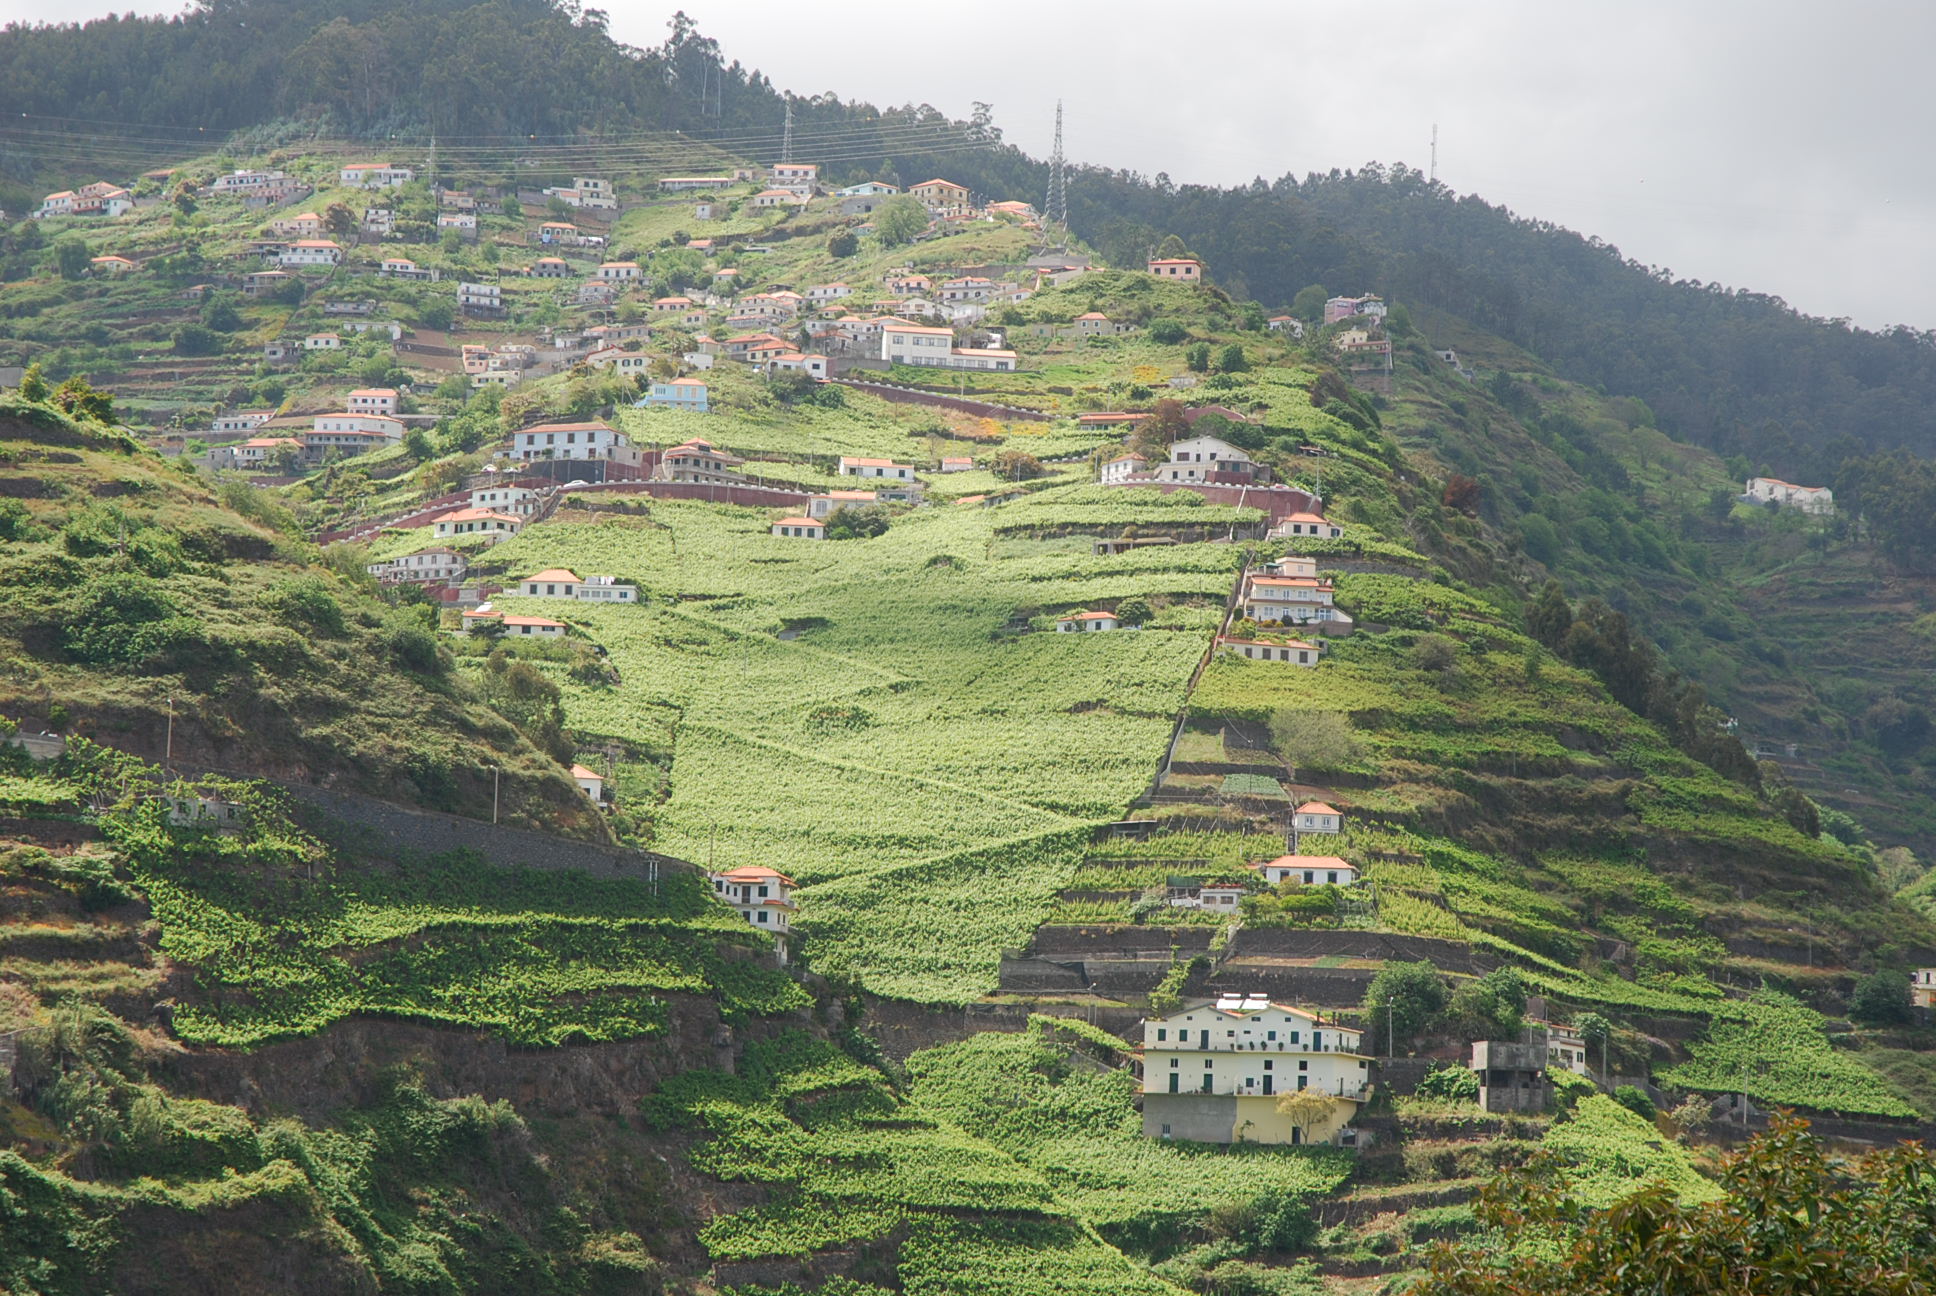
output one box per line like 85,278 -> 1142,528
6,0 -> 1931,330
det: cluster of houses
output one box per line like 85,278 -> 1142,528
205,391 -> 408,472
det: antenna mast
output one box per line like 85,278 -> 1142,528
1429,123 -> 1437,183
1045,98 -> 1067,242
781,101 -> 794,164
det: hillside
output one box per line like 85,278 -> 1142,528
7,10 -> 1936,1292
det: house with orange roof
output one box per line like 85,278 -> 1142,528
434,509 -> 524,542
1270,512 -> 1343,540
1744,477 -> 1834,514
838,456 -> 915,481
1252,855 -> 1360,887
939,456 -> 975,473
752,188 -> 808,209
508,421 -> 633,463
1056,611 -> 1121,633
89,255 -> 136,275
279,239 -> 344,267
1148,257 -> 1204,283
1293,802 -> 1343,835
366,548 -> 468,585
910,178 -> 972,216
1219,636 -> 1321,666
708,864 -> 798,953
1240,575 -> 1341,627
806,489 -> 879,520
270,211 -> 322,238
346,387 -> 398,416
654,439 -> 745,484
209,437 -> 303,471
771,515 -> 827,539
568,763 -> 607,802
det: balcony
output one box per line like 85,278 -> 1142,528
1154,1038 -> 1363,1055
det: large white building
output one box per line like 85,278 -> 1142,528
508,421 -> 633,462
517,568 -> 639,603
1152,435 -> 1261,483
709,865 -> 798,960
880,323 -> 1018,372
1744,477 -> 1834,514
340,163 -> 415,189
1141,995 -> 1371,1145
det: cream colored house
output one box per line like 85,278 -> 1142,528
1141,995 -> 1370,1145
1250,854 -> 1359,887
1292,802 -> 1343,835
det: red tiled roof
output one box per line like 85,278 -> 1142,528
523,569 -> 581,584
1296,802 -> 1341,816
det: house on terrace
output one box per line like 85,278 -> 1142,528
1292,802 -> 1343,835
771,516 -> 827,539
1251,854 -> 1359,887
1056,611 -> 1121,633
1140,995 -> 1370,1145
1218,636 -> 1321,666
709,865 -> 798,959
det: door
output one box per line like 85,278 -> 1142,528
1199,1030 -> 1210,1049
1263,1075 -> 1273,1096
1169,1073 -> 1179,1094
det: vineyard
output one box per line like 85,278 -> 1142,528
102,796 -> 807,1048
477,487 -> 1250,1000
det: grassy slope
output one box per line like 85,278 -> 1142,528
0,401 -> 600,831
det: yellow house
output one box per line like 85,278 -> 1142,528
1140,995 -> 1372,1145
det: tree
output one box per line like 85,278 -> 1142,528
17,363 -> 49,402
54,237 -> 89,280
171,324 -> 221,356
402,427 -> 433,462
1185,342 -> 1212,373
1525,580 -> 1573,650
322,202 -> 355,237
1849,969 -> 1911,1026
1362,961 -> 1447,1054
52,375 -> 114,424
1115,596 -> 1154,627
827,229 -> 858,258
1612,1085 -> 1656,1120
824,505 -> 891,540
1148,319 -> 1187,345
1268,709 -> 1366,777
1518,514 -> 1561,565
1273,1090 -> 1341,1145
873,196 -> 928,247
991,448 -> 1044,481
1576,1012 -> 1611,1086
1217,344 -> 1250,373
199,292 -> 243,332
1446,968 -> 1527,1041
1412,634 -> 1460,674
1416,1113 -> 1936,1296
1291,284 -> 1328,322
1443,474 -> 1481,514
1155,233 -> 1191,259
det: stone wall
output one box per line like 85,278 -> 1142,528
285,783 -> 693,881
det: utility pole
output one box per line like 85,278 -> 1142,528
1386,996 -> 1395,1060
1429,123 -> 1437,184
492,766 -> 500,824
781,101 -> 794,165
164,695 -> 174,773
1045,99 -> 1067,241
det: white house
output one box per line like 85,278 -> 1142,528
1168,880 -> 1247,912
1913,968 -> 1936,1010
569,763 -> 607,802
340,163 -> 415,188
1744,477 -> 1834,514
807,490 -> 878,519
836,181 -> 900,197
939,456 -> 975,473
596,261 -> 644,282
1056,611 -> 1121,633
367,549 -> 468,584
1265,555 -> 1319,579
382,257 -> 434,279
1241,575 -> 1344,627
838,456 -> 915,480
767,162 -> 819,190
469,481 -> 541,514
346,387 -> 399,416
458,282 -> 503,313
509,421 -> 632,463
1251,854 -> 1359,888
1141,995 -> 1370,1145
752,188 -> 807,209
312,414 -> 403,439
1100,453 -> 1149,484
1272,512 -> 1343,540
771,516 -> 827,539
1154,436 -> 1260,483
210,411 -> 273,434
658,175 -> 730,192
1292,802 -> 1343,835
709,865 -> 798,958
434,509 -> 524,541
304,332 -> 343,350
462,610 -> 563,636
279,240 -> 344,267
543,177 -> 616,210
879,322 -> 1018,372
1218,636 -> 1320,666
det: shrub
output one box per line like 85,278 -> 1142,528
1148,320 -> 1187,345
1415,1065 -> 1480,1104
1849,969 -> 1912,1026
1612,1084 -> 1657,1120
263,578 -> 346,636
62,574 -> 206,669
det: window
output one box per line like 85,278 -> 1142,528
1267,1030 -> 1276,1041
1263,1060 -> 1273,1071
1157,1029 -> 1167,1042
1298,1060 -> 1308,1071
757,911 -> 769,923
1169,1057 -> 1178,1068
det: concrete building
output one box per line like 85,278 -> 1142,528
1140,995 -> 1370,1145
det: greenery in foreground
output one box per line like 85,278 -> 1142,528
1417,1113 -> 1936,1296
